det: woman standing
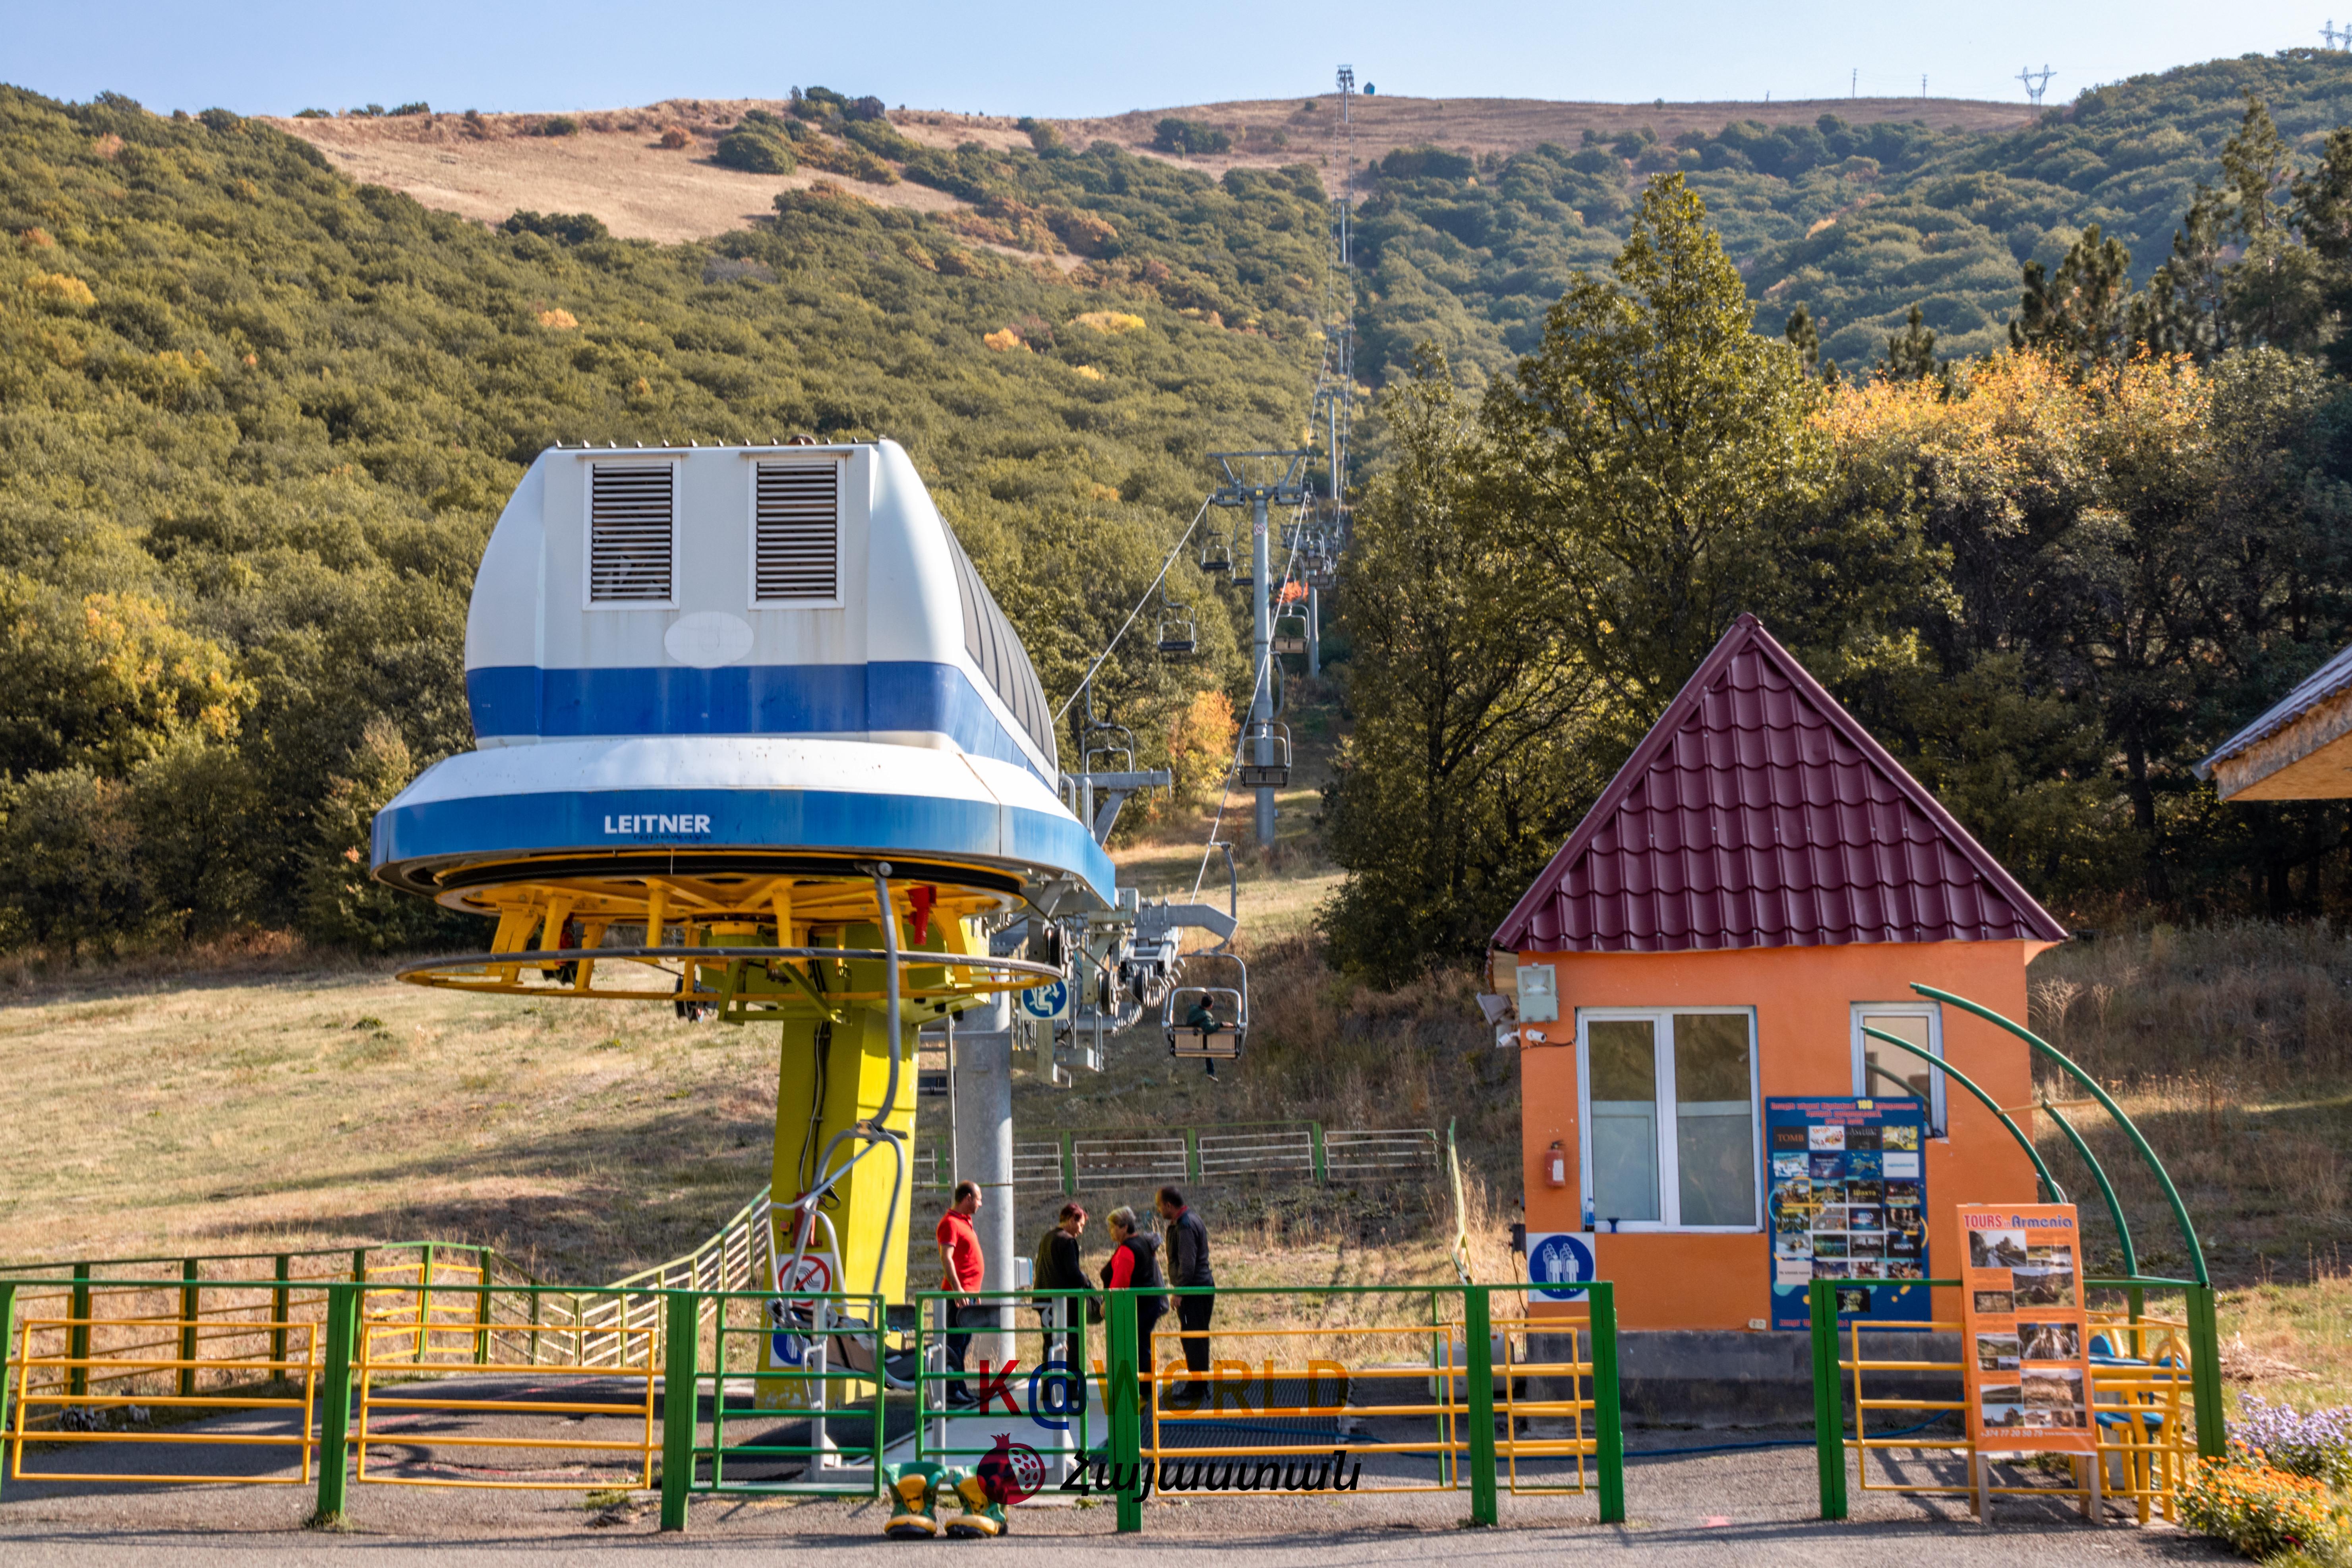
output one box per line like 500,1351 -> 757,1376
1099,1205 -> 1166,1356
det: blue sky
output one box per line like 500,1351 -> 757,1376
2,0 -> 2336,118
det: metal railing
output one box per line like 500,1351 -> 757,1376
947,1121 -> 1440,1195
0,1274 -> 1623,1533
909,1282 -> 1624,1531
1808,1276 -> 2222,1523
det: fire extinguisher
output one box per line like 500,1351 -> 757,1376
1544,1140 -> 1567,1188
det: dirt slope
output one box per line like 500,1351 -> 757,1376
267,92 -> 2039,246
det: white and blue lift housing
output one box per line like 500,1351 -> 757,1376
372,439 -> 1115,918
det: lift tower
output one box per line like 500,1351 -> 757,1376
1209,451 -> 1309,848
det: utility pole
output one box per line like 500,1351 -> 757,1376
1851,68 -> 1857,99
1207,452 -> 1308,849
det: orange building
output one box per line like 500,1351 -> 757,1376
1492,617 -> 2067,1332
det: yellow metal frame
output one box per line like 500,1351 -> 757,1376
1841,1308 -> 2200,1522
398,864 -> 1038,1005
352,1317 -> 658,1491
7,1315 -> 319,1485
1494,1311 -> 1600,1497
1136,1314 -> 1599,1499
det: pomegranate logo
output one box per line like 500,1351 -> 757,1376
977,1433 -> 1045,1504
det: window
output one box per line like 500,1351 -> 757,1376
1576,1008 -> 1759,1231
586,463 -> 676,605
1851,1003 -> 1945,1136
752,460 -> 841,602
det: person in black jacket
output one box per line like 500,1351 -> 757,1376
1099,1206 -> 1166,1358
1032,1202 -> 1094,1372
1157,1186 -> 1214,1379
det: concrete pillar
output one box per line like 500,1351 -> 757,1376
1308,586 -> 1321,678
952,992 -> 1016,1366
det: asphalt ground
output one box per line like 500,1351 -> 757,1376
0,1379 -> 2235,1564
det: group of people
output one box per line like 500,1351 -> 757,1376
932,1181 -> 1214,1409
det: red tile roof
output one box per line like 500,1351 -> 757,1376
1492,615 -> 2067,954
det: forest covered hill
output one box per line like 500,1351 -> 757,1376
1355,49 -> 2352,374
0,85 -> 1317,950
267,52 -> 2352,379
10,46 -> 2352,954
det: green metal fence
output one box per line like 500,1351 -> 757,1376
0,1274 -> 1623,1533
1807,1275 -> 2223,1522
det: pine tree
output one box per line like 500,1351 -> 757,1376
1784,302 -> 1820,373
1877,303 -> 1945,388
2009,224 -> 2132,373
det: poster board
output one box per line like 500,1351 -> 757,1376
1765,1097 -> 1930,1331
1958,1203 -> 2095,1453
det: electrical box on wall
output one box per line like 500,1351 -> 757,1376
1516,962 -> 1557,1023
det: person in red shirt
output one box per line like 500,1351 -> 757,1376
1097,1206 -> 1165,1361
935,1180 -> 985,1408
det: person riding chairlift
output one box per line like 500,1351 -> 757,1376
1185,994 -> 1222,1079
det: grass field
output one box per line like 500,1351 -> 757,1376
1,710 -> 2347,1415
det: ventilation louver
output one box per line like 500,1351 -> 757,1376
754,462 -> 841,601
588,464 -> 675,603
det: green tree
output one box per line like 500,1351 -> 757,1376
0,768 -> 146,953
298,717 -> 474,950
1480,173 -> 1838,724
1321,348 -> 1600,975
2010,224 -> 2132,372
1877,303 -> 1944,387
1783,302 -> 1820,373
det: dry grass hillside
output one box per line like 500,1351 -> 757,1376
265,91 -> 2037,246
1057,92 -> 2039,174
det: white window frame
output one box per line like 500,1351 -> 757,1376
744,453 -> 847,611
581,457 -> 681,612
1850,1001 -> 1946,1138
1574,1005 -> 1762,1233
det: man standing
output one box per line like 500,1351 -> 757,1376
1032,1203 -> 1093,1402
936,1180 -> 985,1408
1157,1186 -> 1213,1378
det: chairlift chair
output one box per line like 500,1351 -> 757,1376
1079,686 -> 1138,775
1156,601 -> 1197,657
1271,599 -> 1310,655
1199,531 -> 1233,575
1232,720 -> 1293,788
1163,953 -> 1248,1061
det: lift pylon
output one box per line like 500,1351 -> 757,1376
1207,451 -> 1309,848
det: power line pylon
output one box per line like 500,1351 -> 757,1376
2017,66 -> 2055,105
2327,21 -> 2348,49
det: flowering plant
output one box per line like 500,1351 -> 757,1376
2178,1442 -> 2344,1559
2233,1395 -> 2352,1489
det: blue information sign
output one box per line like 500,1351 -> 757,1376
1765,1097 -> 1930,1331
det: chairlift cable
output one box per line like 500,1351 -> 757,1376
1052,497 -> 1213,725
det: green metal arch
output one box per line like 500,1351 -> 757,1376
2040,1098 -> 2139,1279
1859,1025 -> 2064,1203
1911,983 -> 2207,1287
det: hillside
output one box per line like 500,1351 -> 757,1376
267,93 -> 2035,246
0,85 -> 1322,953
259,55 -> 2352,383
1358,49 -> 2352,373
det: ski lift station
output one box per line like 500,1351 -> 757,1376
1491,617 -> 2068,1334
371,439 -> 1230,1324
